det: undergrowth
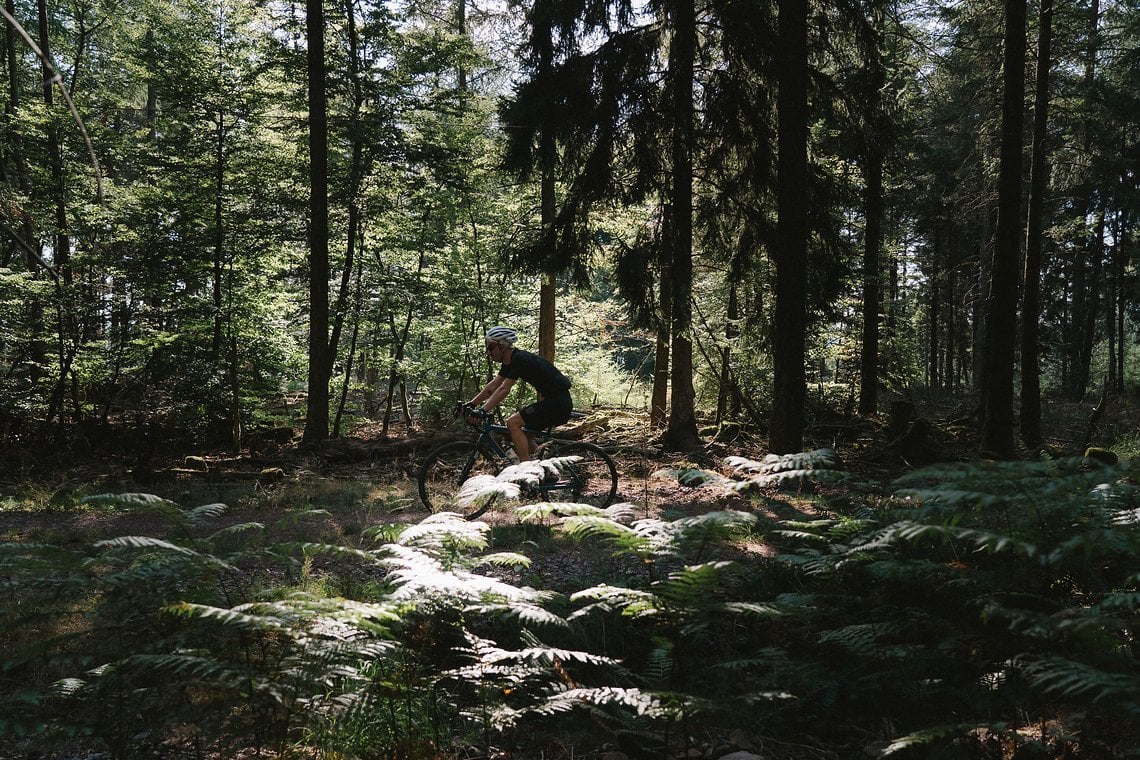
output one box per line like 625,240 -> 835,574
0,451 -> 1136,759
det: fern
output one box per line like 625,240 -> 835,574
1023,658 -> 1140,713
657,449 -> 851,495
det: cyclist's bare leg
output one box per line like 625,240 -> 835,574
506,412 -> 532,460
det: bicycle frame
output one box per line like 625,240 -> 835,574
418,409 -> 616,515
465,414 -> 562,460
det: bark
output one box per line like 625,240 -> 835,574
1066,0 -> 1100,400
328,0 -> 367,378
537,3 -> 556,362
769,0 -> 809,454
650,250 -> 671,428
1019,0 -> 1053,448
303,0 -> 331,443
716,273 -> 740,424
858,145 -> 882,416
980,0 -> 1027,458
211,111 -> 225,356
662,0 -> 700,451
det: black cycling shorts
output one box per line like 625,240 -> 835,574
519,392 -> 573,431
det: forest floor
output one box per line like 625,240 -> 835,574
1,393 -> 1138,759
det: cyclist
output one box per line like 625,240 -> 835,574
466,326 -> 572,462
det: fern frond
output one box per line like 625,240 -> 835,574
92,536 -> 236,569
818,622 -> 900,656
722,601 -> 783,617
880,724 -> 973,755
535,686 -> 666,717
81,492 -> 177,510
1023,657 -> 1140,711
164,601 -> 290,632
569,585 -> 657,618
560,515 -> 642,544
655,561 -> 734,608
457,474 -> 520,510
381,546 -> 535,603
474,552 -> 532,568
483,646 -> 620,668
395,512 -> 490,554
184,502 -> 228,523
655,467 -> 734,488
208,522 -> 265,540
465,601 -> 570,629
122,652 -> 256,687
517,502 -> 606,521
673,509 -> 758,537
726,448 -> 842,474
279,542 -> 384,564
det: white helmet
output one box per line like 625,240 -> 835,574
485,326 -> 517,347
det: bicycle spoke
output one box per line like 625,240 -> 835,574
417,441 -> 500,519
536,441 -> 618,507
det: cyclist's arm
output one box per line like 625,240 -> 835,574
471,376 -> 515,412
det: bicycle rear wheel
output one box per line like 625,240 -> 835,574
417,441 -> 500,519
536,441 -> 618,508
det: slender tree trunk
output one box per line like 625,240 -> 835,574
37,0 -> 68,284
302,0 -> 330,443
145,28 -> 157,142
858,146 -> 882,416
1020,0 -> 1052,448
39,0 -> 78,426
980,0 -> 1027,458
334,257 -> 363,438
973,214 -> 993,390
769,0 -> 809,454
663,0 -> 700,451
1074,213 -> 1104,396
717,268 -> 741,424
651,237 -> 671,428
1116,210 -> 1129,392
947,246 -> 957,393
1067,0 -> 1100,400
212,112 -> 225,356
928,225 -> 940,390
383,252 -> 426,435
537,4 -> 556,361
328,0 -> 366,378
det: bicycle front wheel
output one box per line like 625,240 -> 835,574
537,441 -> 618,508
417,441 -> 499,519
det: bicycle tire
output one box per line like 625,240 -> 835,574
417,441 -> 500,519
536,441 -> 618,508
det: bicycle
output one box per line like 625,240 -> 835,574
417,404 -> 618,519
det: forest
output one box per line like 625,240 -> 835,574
1,0 -> 1139,758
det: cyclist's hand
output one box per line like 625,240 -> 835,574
461,404 -> 486,426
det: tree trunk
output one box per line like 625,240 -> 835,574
1066,0 -> 1100,401
1073,213 -> 1104,397
928,245 -> 939,391
662,0 -> 700,451
1115,210 -> 1128,392
334,258 -> 363,438
1019,0 -> 1053,448
717,269 -> 741,424
858,145 -> 882,416
302,0 -> 331,443
328,0 -> 366,380
537,5 -> 556,362
212,111 -> 225,356
980,0 -> 1027,458
769,0 -> 809,454
651,243 -> 671,429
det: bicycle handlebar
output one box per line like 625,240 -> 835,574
455,402 -> 493,426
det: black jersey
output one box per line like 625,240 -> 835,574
498,349 -> 571,398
